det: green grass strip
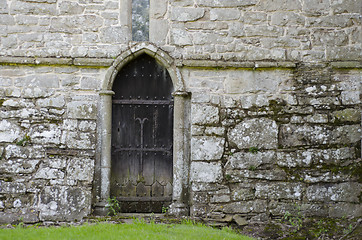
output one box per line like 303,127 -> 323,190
0,221 -> 254,240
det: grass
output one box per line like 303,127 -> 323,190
0,220 -> 254,240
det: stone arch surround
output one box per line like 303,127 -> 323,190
94,43 -> 191,215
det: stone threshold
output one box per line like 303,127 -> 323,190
0,56 -> 361,69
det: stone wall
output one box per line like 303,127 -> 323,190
0,0 -> 361,61
0,0 -> 361,224
0,64 -> 107,222
187,65 -> 361,223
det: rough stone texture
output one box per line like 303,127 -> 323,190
0,0 -> 360,225
228,118 -> 278,149
255,182 -> 304,200
38,186 -> 91,221
0,65 -> 101,222
191,136 -> 224,161
190,162 -> 222,183
306,183 -> 361,203
225,151 -> 276,170
0,0 -> 358,61
191,104 -> 219,125
279,124 -> 361,147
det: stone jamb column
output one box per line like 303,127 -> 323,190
170,90 -> 191,216
94,90 -> 114,215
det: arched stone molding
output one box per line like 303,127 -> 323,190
103,43 -> 185,92
94,43 -> 191,216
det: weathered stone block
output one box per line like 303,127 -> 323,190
0,120 -> 21,143
210,8 -> 240,21
191,125 -> 204,135
334,72 -> 360,91
0,77 -> 12,87
2,99 -> 34,108
260,37 -> 301,48
0,1 -> 9,14
305,114 -> 329,123
30,124 -> 61,145
3,88 -> 20,97
61,131 -> 95,149
256,0 -> 301,11
329,203 -> 362,218
231,188 -> 255,201
39,186 -> 91,221
271,12 -> 304,26
303,0 -> 330,16
23,88 -> 54,98
36,95 -> 65,108
277,147 -> 355,168
195,0 -> 257,7
78,120 -> 97,132
223,200 -> 267,214
191,182 -> 228,192
298,96 -> 340,108
244,25 -> 283,37
302,171 -> 352,183
80,76 -> 99,90
255,182 -> 303,200
0,14 -> 15,25
331,0 -> 361,14
328,46 -> 362,61
191,104 -> 219,125
225,69 -> 292,94
170,28 -> 192,46
4,145 -> 45,159
192,191 -> 209,203
191,136 -> 224,160
269,201 -> 329,217
241,12 -> 267,24
211,194 -> 230,203
307,15 -> 356,28
233,215 -> 248,226
10,0 -> 57,15
239,94 -> 268,109
170,7 -> 205,22
228,118 -> 278,149
204,127 -> 225,136
340,91 -> 360,105
67,101 -> 97,119
66,158 -> 94,183
306,182 -> 361,202
226,169 -> 287,181
279,124 -> 361,147
192,32 -> 233,45
190,162 -> 222,183
331,108 -> 361,123
0,210 -> 39,224
35,167 -> 65,179
149,19 -> 168,45
15,75 -> 59,88
225,151 -> 275,170
0,181 -> 26,194
150,0 -> 167,18
311,29 -> 348,46
58,1 -> 85,15
100,26 -> 128,43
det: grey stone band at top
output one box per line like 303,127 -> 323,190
1,56 -> 361,69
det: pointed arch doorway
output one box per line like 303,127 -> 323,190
96,44 -> 191,216
111,54 -> 174,212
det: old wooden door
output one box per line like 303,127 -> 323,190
111,54 -> 173,213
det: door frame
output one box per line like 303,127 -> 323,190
94,43 -> 191,216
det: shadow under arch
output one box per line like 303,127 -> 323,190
95,43 -> 191,216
